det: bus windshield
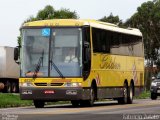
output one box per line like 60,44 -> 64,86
21,28 -> 82,77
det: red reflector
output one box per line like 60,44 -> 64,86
44,90 -> 55,94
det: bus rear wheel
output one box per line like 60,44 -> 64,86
127,83 -> 134,104
4,81 -> 11,93
118,82 -> 128,104
33,100 -> 45,108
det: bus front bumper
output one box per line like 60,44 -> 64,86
19,87 -> 90,101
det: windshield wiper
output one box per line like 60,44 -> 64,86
33,50 -> 44,79
50,48 -> 65,78
50,60 -> 65,79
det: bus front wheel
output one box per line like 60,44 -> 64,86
71,100 -> 80,107
33,100 -> 45,108
85,84 -> 95,107
79,84 -> 95,107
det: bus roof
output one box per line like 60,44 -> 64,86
23,19 -> 142,37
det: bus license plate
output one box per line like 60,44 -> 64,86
44,90 -> 55,94
66,90 -> 77,95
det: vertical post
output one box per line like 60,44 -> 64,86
48,28 -> 52,77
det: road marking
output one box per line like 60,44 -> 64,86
25,101 -> 160,115
0,100 -> 160,115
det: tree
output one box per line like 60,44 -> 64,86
125,1 -> 160,66
99,13 -> 123,26
54,8 -> 78,19
25,5 -> 79,22
37,5 -> 55,20
18,5 -> 79,46
125,0 -> 160,90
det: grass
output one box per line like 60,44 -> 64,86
134,90 -> 150,99
0,93 -> 32,108
0,93 -> 70,108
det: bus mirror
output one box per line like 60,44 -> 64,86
14,47 -> 19,64
85,48 -> 89,61
84,42 -> 90,62
84,42 -> 89,48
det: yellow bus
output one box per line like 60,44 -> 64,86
15,19 -> 144,108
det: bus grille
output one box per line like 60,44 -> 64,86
34,83 -> 63,86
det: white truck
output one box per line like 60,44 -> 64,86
0,46 -> 19,93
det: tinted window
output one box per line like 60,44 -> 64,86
92,27 -> 143,57
92,28 -> 110,53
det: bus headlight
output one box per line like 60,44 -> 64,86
151,82 -> 157,86
64,82 -> 82,87
21,82 -> 34,87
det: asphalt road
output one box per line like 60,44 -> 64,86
0,99 -> 160,120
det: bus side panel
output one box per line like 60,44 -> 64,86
126,56 -> 144,96
82,54 -> 126,99
83,53 -> 144,99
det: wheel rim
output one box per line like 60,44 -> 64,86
91,89 -> 94,102
124,85 -> 127,103
130,86 -> 133,100
12,85 -> 16,93
7,82 -> 11,93
7,86 -> 11,92
89,87 -> 95,106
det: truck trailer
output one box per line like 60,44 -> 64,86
0,46 -> 19,93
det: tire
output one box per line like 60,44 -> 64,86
151,93 -> 157,100
118,82 -> 128,104
33,100 -> 45,108
3,81 -> 11,93
82,84 -> 95,107
71,100 -> 80,107
11,82 -> 18,93
127,83 -> 134,104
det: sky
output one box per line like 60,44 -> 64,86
0,0 -> 151,47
